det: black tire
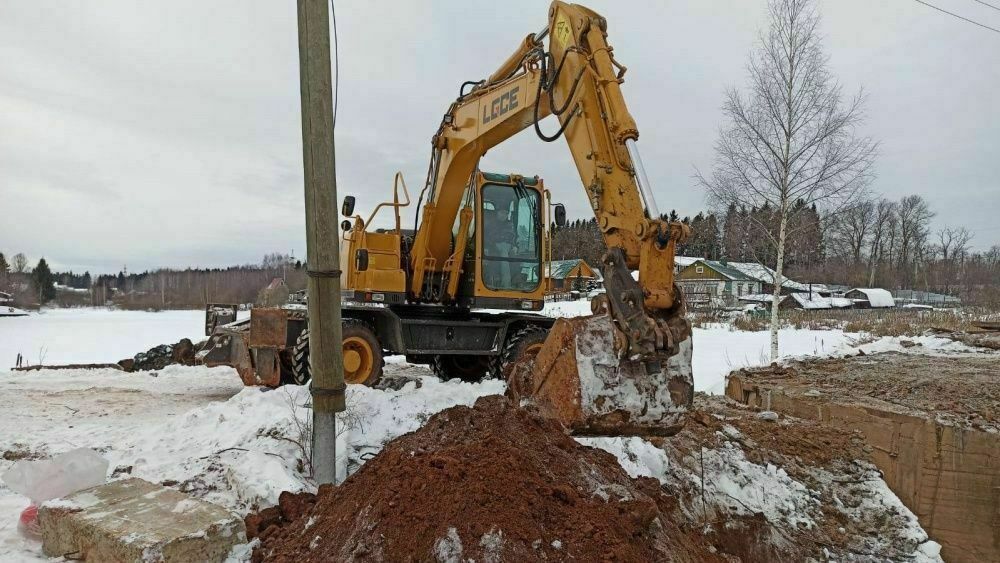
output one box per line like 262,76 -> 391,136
432,355 -> 492,382
493,325 -> 549,379
291,328 -> 311,385
290,320 -> 384,387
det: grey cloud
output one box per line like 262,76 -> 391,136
0,0 -> 997,273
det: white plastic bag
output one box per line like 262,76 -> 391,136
2,448 -> 109,503
2,448 -> 108,540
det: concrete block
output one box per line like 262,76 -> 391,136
38,478 -> 246,562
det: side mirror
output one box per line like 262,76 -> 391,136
554,203 -> 567,227
341,219 -> 352,232
355,249 -> 369,272
342,195 -> 356,217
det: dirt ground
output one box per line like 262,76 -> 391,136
250,395 -> 720,563
732,351 -> 999,431
249,393 -> 938,562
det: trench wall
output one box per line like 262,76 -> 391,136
726,375 -> 999,563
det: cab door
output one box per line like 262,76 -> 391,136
474,175 -> 545,310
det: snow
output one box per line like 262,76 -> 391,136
0,357 -> 503,561
788,292 -> 853,309
849,287 -> 896,308
723,261 -> 823,293
0,308 -> 235,367
0,307 -> 29,318
693,326 -> 857,394
674,256 -> 703,268
0,307 -> 981,561
576,437 -> 670,483
738,293 -> 784,304
584,429 -> 944,562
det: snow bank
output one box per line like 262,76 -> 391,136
108,371 -> 506,513
834,334 -> 982,356
0,362 -> 505,562
694,327 -> 854,394
0,306 -> 29,317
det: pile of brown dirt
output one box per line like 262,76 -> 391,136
250,395 -> 720,562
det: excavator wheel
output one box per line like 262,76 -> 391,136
290,320 -> 384,387
290,329 -> 312,385
431,355 -> 491,382
494,325 -> 548,380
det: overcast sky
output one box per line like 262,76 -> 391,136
1,0 -> 997,274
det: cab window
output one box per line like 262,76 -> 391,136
481,183 -> 541,292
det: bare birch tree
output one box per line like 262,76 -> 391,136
698,0 -> 876,359
935,226 -> 972,294
867,198 -> 896,287
11,253 -> 29,274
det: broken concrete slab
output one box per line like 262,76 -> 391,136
39,477 -> 245,562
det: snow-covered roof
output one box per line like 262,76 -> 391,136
54,284 -> 89,294
675,256 -> 703,268
847,288 -> 895,308
738,293 -> 785,304
789,292 -> 854,310
546,259 -> 596,280
0,306 -> 29,317
723,262 -> 824,293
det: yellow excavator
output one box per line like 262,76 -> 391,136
204,1 -> 692,435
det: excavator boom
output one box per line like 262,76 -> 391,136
406,2 -> 695,434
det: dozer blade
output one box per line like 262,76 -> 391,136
508,313 -> 693,436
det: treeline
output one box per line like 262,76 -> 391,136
0,252 -> 307,309
92,257 -> 307,310
551,211 -> 724,266
550,194 -> 1000,305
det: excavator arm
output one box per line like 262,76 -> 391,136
410,1 -> 691,368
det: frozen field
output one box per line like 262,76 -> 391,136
0,308 -> 212,368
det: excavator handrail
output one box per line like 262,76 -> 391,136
365,171 -> 412,233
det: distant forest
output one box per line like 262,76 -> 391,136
3,193 -> 999,308
0,252 -> 306,310
551,194 -> 1000,306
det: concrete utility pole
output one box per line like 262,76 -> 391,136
297,0 -> 346,485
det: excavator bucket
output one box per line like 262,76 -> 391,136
508,312 -> 693,436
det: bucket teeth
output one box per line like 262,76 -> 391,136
509,314 -> 693,436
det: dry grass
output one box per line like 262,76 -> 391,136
689,307 -> 1000,337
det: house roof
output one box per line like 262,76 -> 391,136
789,292 -> 853,310
847,288 -> 895,308
696,260 -> 758,281
546,259 -> 594,280
722,262 -> 824,292
738,293 -> 785,304
675,256 -> 703,268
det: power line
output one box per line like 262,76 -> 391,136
911,0 -> 1000,34
969,0 -> 1000,13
